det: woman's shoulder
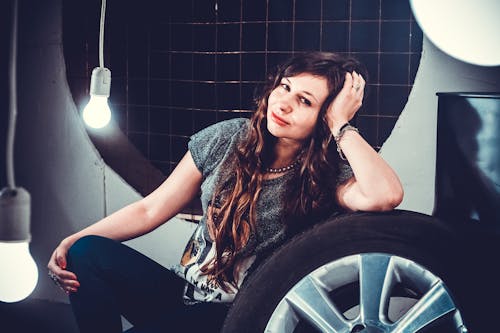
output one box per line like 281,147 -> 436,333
191,118 -> 249,145
204,117 -> 249,135
189,118 -> 250,176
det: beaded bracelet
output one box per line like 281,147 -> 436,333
333,123 -> 359,160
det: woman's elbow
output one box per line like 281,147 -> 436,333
361,183 -> 403,212
342,180 -> 404,212
376,185 -> 404,211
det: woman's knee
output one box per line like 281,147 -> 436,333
67,235 -> 113,268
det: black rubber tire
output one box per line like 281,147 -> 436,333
221,210 -> 479,332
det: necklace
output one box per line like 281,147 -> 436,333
264,159 -> 301,174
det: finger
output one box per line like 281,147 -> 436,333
358,73 -> 365,84
359,78 -> 366,92
60,278 -> 80,289
49,262 -> 78,281
353,71 -> 360,83
357,75 -> 365,89
58,279 -> 79,293
351,72 -> 364,94
49,272 -> 79,294
65,286 -> 78,293
47,256 -> 57,271
55,250 -> 67,269
344,72 -> 353,90
350,72 -> 360,90
56,269 -> 78,281
48,249 -> 57,266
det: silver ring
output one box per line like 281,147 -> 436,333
354,84 -> 361,91
48,270 -> 61,287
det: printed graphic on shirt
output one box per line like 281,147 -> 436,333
176,193 -> 255,304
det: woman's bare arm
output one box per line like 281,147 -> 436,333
48,151 -> 202,292
335,132 -> 403,211
327,72 -> 403,212
61,151 -> 202,246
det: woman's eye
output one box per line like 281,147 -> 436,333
300,97 -> 311,106
280,83 -> 290,91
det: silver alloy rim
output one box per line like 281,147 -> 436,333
265,253 -> 468,333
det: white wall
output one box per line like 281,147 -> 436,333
15,0 -> 195,303
12,0 -> 500,304
382,37 -> 500,214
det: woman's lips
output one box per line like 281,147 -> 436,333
271,112 -> 289,126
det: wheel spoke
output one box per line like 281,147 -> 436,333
392,281 -> 456,333
359,254 -> 393,323
265,302 -> 300,333
285,275 -> 351,333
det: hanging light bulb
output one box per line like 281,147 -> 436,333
82,67 -> 112,128
0,0 -> 38,303
82,0 -> 112,129
0,188 -> 38,303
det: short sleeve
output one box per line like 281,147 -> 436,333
336,160 -> 354,186
188,118 -> 248,178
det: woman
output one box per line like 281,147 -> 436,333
47,52 -> 403,332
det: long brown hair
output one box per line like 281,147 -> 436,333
202,52 -> 367,290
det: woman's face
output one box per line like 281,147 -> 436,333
266,73 -> 329,143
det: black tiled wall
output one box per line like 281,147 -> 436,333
64,0 -> 422,179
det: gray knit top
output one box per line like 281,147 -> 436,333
171,118 -> 353,304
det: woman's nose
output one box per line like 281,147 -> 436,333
278,95 -> 293,113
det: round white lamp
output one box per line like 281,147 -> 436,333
410,0 -> 500,66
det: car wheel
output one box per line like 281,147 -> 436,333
222,210 -> 472,333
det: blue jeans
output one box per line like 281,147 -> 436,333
67,235 -> 229,333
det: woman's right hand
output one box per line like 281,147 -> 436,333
47,240 -> 80,294
325,71 -> 365,133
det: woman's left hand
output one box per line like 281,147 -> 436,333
326,71 -> 365,133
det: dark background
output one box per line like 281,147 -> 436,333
1,2 -> 11,189
62,0 -> 422,197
